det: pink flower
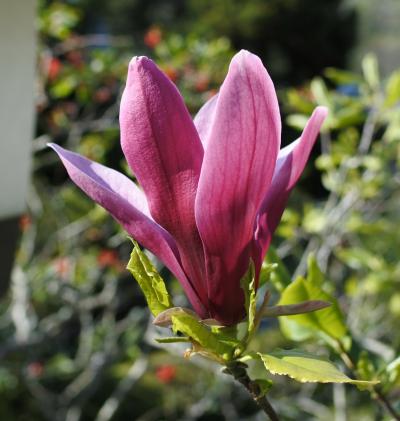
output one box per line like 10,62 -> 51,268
50,51 -> 327,325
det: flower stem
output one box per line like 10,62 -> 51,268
224,361 -> 280,421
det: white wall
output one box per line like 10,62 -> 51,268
0,0 -> 36,219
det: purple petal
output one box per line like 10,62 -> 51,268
119,56 -> 209,309
195,50 -> 281,325
49,143 -> 208,318
253,106 -> 328,270
194,93 -> 218,149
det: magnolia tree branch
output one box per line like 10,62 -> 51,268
95,357 -> 148,421
336,340 -> 400,420
223,362 -> 280,421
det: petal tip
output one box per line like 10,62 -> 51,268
233,49 -> 260,65
315,105 -> 329,118
311,106 -> 329,128
127,56 -> 155,77
129,55 -> 148,66
47,142 -> 62,154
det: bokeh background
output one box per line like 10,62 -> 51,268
1,0 -> 400,420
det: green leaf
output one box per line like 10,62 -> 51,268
265,247 -> 291,292
50,75 -> 78,98
155,336 -> 191,343
307,254 -> 324,286
310,77 -> 332,108
258,350 -> 377,385
254,378 -> 273,396
386,356 -> 400,385
362,53 -> 380,90
357,351 -> 376,381
286,89 -> 315,114
240,261 -> 256,334
385,70 -> 400,107
153,307 -> 199,327
258,262 -> 278,288
278,257 -> 347,341
286,114 -> 311,131
210,325 -> 242,348
127,241 -> 172,316
171,313 -> 233,359
324,67 -> 361,85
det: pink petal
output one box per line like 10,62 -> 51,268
120,56 -> 208,308
253,106 -> 328,270
49,143 -> 208,318
195,50 -> 281,325
194,93 -> 218,149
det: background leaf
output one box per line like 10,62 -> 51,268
258,350 -> 377,385
278,256 -> 348,342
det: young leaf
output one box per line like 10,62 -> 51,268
155,336 -> 191,343
254,378 -> 273,396
240,261 -> 256,334
307,254 -> 324,286
310,77 -> 332,108
127,240 -> 172,316
385,70 -> 400,107
278,275 -> 347,340
278,257 -> 347,342
171,313 -> 234,359
286,114 -> 311,131
265,247 -> 291,292
153,307 -> 199,327
258,262 -> 278,288
210,325 -> 242,348
386,356 -> 400,386
362,53 -> 380,90
258,350 -> 378,385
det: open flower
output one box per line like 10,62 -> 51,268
50,50 -> 327,326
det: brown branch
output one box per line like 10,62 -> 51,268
336,340 -> 400,420
373,388 -> 400,421
224,362 -> 280,421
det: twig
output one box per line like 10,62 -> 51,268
374,388 -> 400,421
336,340 -> 400,420
320,130 -> 332,155
358,106 -> 378,154
333,383 -> 347,421
95,357 -> 148,421
224,361 -> 280,421
253,290 -> 271,331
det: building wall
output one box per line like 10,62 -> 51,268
0,0 -> 36,296
0,0 -> 36,219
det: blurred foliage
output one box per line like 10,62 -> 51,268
78,0 -> 357,85
0,0 -> 399,420
269,51 -> 400,417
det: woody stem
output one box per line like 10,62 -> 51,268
336,340 -> 400,420
224,361 -> 280,421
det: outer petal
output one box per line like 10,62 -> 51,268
120,56 -> 208,309
195,50 -> 281,325
194,93 -> 218,149
253,106 -> 328,270
49,143 -> 207,318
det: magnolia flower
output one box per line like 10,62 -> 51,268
50,50 -> 327,326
